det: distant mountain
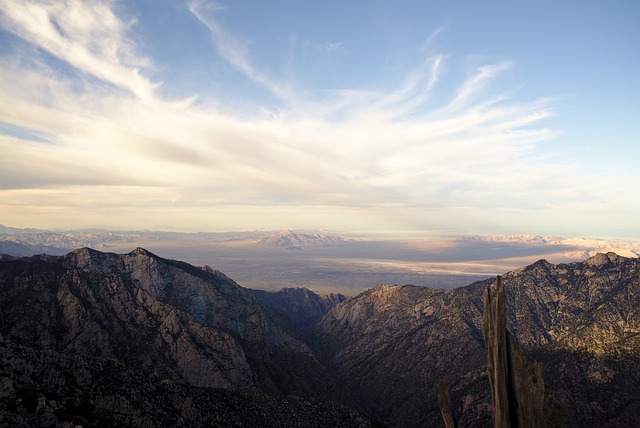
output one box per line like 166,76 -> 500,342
0,239 -> 67,256
0,248 -> 638,427
2,225 -> 638,258
0,227 -> 351,253
466,234 -> 640,258
0,230 -> 144,251
0,223 -> 46,234
258,230 -> 348,248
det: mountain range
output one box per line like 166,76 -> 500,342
2,225 -> 639,259
258,230 -> 348,249
0,248 -> 638,427
3,224 -> 640,295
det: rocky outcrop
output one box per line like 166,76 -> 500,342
252,287 -> 347,340
0,247 -> 379,426
313,284 -> 489,426
1,249 -> 638,427
0,248 -> 342,398
483,276 -> 544,427
313,253 -> 640,427
0,333 -> 376,428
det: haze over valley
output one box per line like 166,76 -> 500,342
2,225 -> 639,294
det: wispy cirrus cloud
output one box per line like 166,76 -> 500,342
444,61 -> 513,112
0,0 -> 158,102
188,0 -> 294,103
0,0 -> 634,234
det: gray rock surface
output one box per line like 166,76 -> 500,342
0,247 -> 369,426
0,333 -> 375,427
313,253 -> 640,427
1,249 -> 638,427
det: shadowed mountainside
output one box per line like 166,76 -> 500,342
312,252 -> 640,426
0,248 -> 638,427
0,248 -> 373,426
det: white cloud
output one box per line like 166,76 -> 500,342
0,0 -> 636,235
188,0 -> 293,102
0,0 -> 158,102
444,61 -> 513,112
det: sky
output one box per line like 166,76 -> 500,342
0,0 -> 638,237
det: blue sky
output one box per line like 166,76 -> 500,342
0,0 -> 638,237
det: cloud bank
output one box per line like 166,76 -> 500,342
0,0 -> 636,235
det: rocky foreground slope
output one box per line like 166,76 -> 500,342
0,248 -> 371,427
0,249 -> 638,427
313,252 -> 640,426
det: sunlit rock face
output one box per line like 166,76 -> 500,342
0,248 -> 362,426
313,253 -> 640,427
0,248 -> 638,427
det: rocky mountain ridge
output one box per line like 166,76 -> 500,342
312,252 -> 640,426
0,226 -> 350,253
0,247 -> 368,426
5,224 -> 638,260
1,248 -> 638,427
